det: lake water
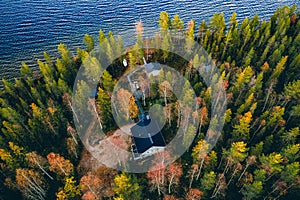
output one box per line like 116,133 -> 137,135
0,0 -> 298,82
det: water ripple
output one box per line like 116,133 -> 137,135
0,0 -> 298,82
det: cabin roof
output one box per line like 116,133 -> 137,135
131,118 -> 166,154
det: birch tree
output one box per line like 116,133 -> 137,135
16,168 -> 47,200
26,152 -> 53,180
47,152 -> 74,178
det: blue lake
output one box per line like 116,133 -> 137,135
0,0 -> 298,81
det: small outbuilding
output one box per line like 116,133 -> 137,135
144,62 -> 161,77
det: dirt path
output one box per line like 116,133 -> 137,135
84,123 -> 135,169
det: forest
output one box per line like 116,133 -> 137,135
0,4 -> 300,200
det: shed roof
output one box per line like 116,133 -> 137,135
144,62 -> 161,76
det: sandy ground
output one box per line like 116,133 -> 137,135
84,124 -> 135,169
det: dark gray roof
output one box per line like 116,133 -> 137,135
131,118 -> 166,154
144,62 -> 161,74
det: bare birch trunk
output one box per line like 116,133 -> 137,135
34,158 -> 53,180
168,175 -> 174,194
262,82 -> 273,112
237,164 -> 249,182
196,158 -> 205,180
189,167 -> 197,189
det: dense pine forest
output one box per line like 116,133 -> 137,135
0,5 -> 300,200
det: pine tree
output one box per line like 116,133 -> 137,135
97,87 -> 114,130
241,181 -> 263,200
284,80 -> 300,102
102,70 -> 114,93
281,127 -> 299,145
281,144 -> 300,162
82,55 -> 102,83
232,112 -> 252,141
83,34 -> 95,52
260,153 -> 284,176
281,162 -> 300,185
159,11 -> 171,31
200,171 -> 216,195
171,14 -> 184,31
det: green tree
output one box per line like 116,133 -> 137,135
106,41 -> 114,64
200,171 -> 216,195
281,127 -> 299,145
281,162 -> 300,184
254,169 -> 266,182
99,29 -> 107,44
37,60 -> 56,94
97,87 -> 114,130
113,173 -> 142,200
269,56 -> 288,82
237,93 -> 255,114
232,112 -> 252,140
128,52 -> 136,70
161,32 -> 173,62
253,72 -> 264,97
185,20 -> 195,55
73,80 -> 90,117
263,56 -> 288,111
159,11 -> 171,31
209,13 -> 225,43
57,43 -> 73,77
102,70 -> 114,93
284,80 -> 300,102
231,66 -> 253,100
83,34 -> 95,52
241,23 -> 251,50
289,105 -> 300,122
243,47 -> 255,67
223,141 -> 248,174
281,144 -> 300,162
260,153 -> 284,176
241,181 -> 263,200
191,140 -> 210,182
56,176 -> 81,200
171,14 -> 184,30
221,29 -> 232,60
20,62 -> 32,78
183,125 -> 196,148
251,141 -> 264,157
0,148 -> 16,170
82,55 -> 102,83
